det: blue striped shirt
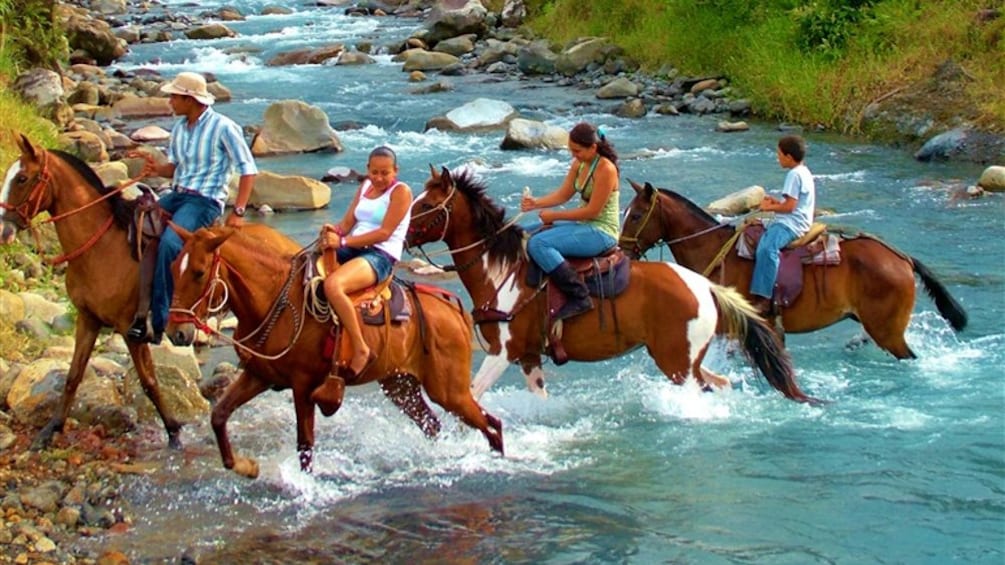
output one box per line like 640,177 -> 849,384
167,107 -> 257,207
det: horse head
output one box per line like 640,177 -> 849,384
1,134 -> 52,235
167,225 -> 235,346
406,164 -> 457,248
619,179 -> 662,259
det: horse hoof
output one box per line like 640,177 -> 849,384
233,457 -> 259,479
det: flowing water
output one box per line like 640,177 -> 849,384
79,1 -> 1003,562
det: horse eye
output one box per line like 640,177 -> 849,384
15,174 -> 27,184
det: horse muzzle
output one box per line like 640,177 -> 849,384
0,220 -> 15,244
166,321 -> 196,347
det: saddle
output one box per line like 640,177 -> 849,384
128,187 -> 173,340
737,222 -> 841,309
544,247 -> 631,366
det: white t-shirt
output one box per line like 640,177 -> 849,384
773,164 -> 815,236
350,180 -> 410,261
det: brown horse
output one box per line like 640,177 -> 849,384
406,166 -> 815,403
619,181 -> 968,358
166,224 -> 503,478
0,135 -> 182,449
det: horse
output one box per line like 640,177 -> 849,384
618,181 -> 968,358
0,134 -> 183,449
166,224 -> 503,478
406,165 -> 815,403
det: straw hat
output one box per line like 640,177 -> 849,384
160,72 -> 215,106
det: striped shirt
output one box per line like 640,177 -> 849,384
167,107 -> 257,208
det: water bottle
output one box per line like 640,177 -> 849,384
523,186 -> 532,199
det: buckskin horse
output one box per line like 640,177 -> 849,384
166,224 -> 503,478
619,181 -> 968,358
406,166 -> 815,403
0,134 -> 182,449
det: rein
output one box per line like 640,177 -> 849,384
2,149 -> 143,266
169,243 -> 315,360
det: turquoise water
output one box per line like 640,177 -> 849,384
88,2 -> 1003,562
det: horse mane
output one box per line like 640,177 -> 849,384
49,149 -> 133,230
657,187 -> 721,226
449,168 -> 526,264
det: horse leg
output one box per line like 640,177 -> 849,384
379,374 -> 441,437
425,383 -> 504,455
126,340 -> 184,449
31,311 -> 102,450
211,370 -> 270,478
645,341 -> 692,386
699,366 -> 732,391
520,360 -> 548,398
292,385 -> 317,473
471,354 -> 512,399
861,315 -> 916,359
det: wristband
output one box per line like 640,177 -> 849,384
233,206 -> 246,217
340,236 -> 347,248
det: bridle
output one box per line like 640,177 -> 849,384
619,188 -> 733,260
1,149 -> 137,265
168,246 -> 313,360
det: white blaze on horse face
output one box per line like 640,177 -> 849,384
664,263 -> 719,362
1,161 -> 21,221
178,252 -> 190,277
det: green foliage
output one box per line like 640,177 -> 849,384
0,0 -> 68,72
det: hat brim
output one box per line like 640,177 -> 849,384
161,83 -> 215,106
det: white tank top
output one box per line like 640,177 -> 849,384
350,179 -> 410,261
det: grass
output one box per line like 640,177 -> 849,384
523,0 -> 1004,135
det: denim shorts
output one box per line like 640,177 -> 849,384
335,246 -> 395,282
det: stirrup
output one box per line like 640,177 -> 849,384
127,317 -> 150,343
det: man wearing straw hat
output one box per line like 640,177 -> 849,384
127,71 -> 257,344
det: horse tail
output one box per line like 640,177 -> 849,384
911,256 -> 967,331
709,284 -> 817,404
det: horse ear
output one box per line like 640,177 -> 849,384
428,163 -> 438,180
643,181 -> 655,197
206,228 -> 236,251
17,133 -> 38,160
628,179 -> 645,195
171,222 -> 195,244
441,167 -> 452,187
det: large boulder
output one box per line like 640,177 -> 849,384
266,44 -> 344,66
500,0 -> 527,27
6,359 -> 71,427
516,41 -> 557,75
91,0 -> 127,15
425,0 -> 489,44
0,290 -> 25,324
57,131 -> 109,163
915,128 -> 1005,163
500,118 -> 568,150
12,69 -> 64,108
707,185 -> 765,216
112,95 -> 173,118
185,24 -> 236,40
555,37 -> 612,76
90,161 -> 130,187
597,77 -> 639,99
425,98 -> 518,132
63,12 -> 127,65
978,165 -> 1005,192
229,170 -> 332,211
251,100 -> 343,156
125,364 -> 207,425
400,49 -> 461,72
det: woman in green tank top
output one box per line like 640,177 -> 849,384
521,122 -> 620,320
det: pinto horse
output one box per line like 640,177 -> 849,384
619,181 -> 968,358
0,135 -> 183,449
166,224 -> 503,478
406,166 -> 815,403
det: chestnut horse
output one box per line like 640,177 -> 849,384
166,224 -> 503,478
619,181 -> 968,358
407,166 -> 815,403
0,135 -> 182,449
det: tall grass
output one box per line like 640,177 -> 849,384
523,0 -> 1004,134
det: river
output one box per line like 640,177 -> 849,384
78,1 -> 1004,563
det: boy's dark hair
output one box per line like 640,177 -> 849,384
569,121 -> 619,170
778,135 -> 806,162
369,146 -> 397,165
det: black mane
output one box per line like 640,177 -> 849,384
658,187 -> 721,226
50,149 -> 133,230
448,168 -> 526,265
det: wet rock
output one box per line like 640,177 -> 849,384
13,69 -> 65,108
516,42 -> 557,75
915,127 -> 1005,163
425,0 -> 489,44
20,481 -> 65,513
185,23 -> 236,40
614,98 -> 647,118
500,118 -> 568,150
400,49 -> 461,72
321,166 -> 366,183
707,185 -> 765,216
596,77 -> 639,99
977,165 -> 1005,191
228,170 -> 332,211
251,100 -> 343,155
426,97 -> 518,132
0,424 -> 16,451
716,120 -> 750,133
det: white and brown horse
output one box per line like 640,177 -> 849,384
406,166 -> 816,403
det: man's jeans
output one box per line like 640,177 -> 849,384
525,221 -> 617,273
750,222 -> 798,299
151,192 -> 221,332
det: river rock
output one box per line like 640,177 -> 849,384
252,100 -> 343,155
89,162 -> 129,188
12,69 -> 64,108
556,37 -> 611,76
91,0 -> 126,15
707,185 -> 765,215
130,125 -> 171,142
63,11 -> 127,65
426,98 -> 518,132
425,0 -> 489,44
267,44 -> 344,66
615,99 -> 647,118
915,128 -> 1005,163
516,41 -> 557,75
500,118 -> 568,150
0,290 -> 26,324
716,120 -> 750,132
112,95 -> 173,118
501,0 -> 527,27
185,23 -> 237,40
6,359 -> 70,427
434,35 -> 477,56
125,356 -> 208,424
597,77 -> 639,99
321,166 -> 366,183
977,165 -> 1005,192
18,292 -> 68,324
229,170 -> 332,210
337,51 -> 377,65
400,49 -> 461,72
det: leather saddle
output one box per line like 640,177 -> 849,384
128,186 -> 171,261
307,255 -> 411,326
738,222 -> 840,309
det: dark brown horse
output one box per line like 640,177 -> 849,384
406,166 -> 815,403
166,224 -> 503,478
0,135 -> 182,449
619,181 -> 968,358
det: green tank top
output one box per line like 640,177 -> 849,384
575,157 -> 620,239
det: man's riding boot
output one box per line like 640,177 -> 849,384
550,261 -> 593,320
128,238 -> 160,343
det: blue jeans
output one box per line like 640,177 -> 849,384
152,192 -> 221,332
526,221 -> 617,273
750,223 -> 798,299
336,246 -> 395,283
